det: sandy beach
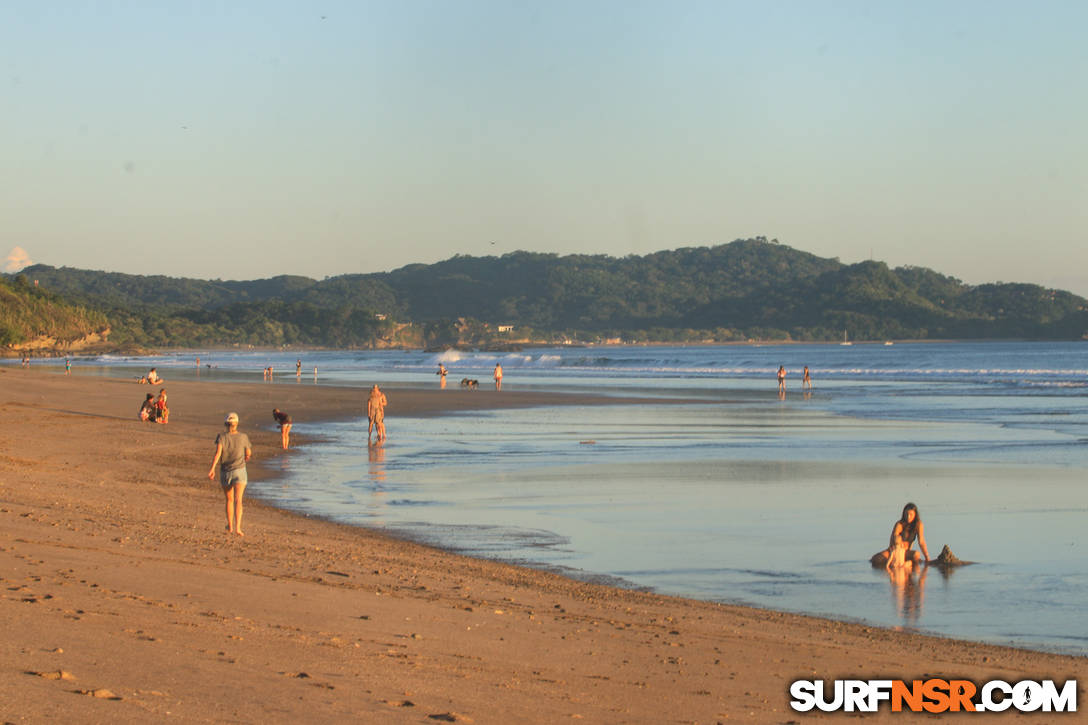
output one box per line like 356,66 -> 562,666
1,369 -> 1083,723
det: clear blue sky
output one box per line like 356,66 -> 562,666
3,1 -> 1086,295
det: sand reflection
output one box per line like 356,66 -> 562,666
887,565 -> 928,628
367,440 -> 386,485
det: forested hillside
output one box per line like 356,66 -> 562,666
11,239 -> 1088,349
0,274 -> 110,349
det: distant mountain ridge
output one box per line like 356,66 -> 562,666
9,238 -> 1088,349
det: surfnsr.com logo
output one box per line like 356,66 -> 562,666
790,679 -> 1077,713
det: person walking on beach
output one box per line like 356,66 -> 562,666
65,358 -> 72,376
208,412 -> 252,536
802,365 -> 812,390
871,503 -> 931,571
777,365 -> 786,394
367,385 -> 388,443
493,363 -> 503,391
273,408 -> 292,450
296,359 -> 302,377
437,363 -> 448,389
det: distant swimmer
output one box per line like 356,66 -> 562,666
871,503 -> 930,571
802,365 -> 812,390
493,363 -> 503,391
776,365 -> 786,393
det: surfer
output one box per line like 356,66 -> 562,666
871,503 -> 930,570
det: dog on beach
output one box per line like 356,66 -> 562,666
460,378 -> 479,389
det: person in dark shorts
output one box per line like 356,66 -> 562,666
208,412 -> 252,536
273,408 -> 292,450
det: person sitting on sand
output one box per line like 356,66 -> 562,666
139,393 -> 156,422
155,388 -> 169,424
208,412 -> 252,536
367,385 -> 387,443
871,503 -> 930,571
147,368 -> 163,385
273,408 -> 292,450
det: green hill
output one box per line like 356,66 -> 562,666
0,274 -> 111,351
11,239 -> 1088,348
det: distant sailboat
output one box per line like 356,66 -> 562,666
840,330 -> 852,346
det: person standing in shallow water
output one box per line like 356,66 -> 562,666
272,408 -> 292,450
493,363 -> 503,391
802,365 -> 812,390
367,385 -> 387,443
208,412 -> 252,536
777,365 -> 786,394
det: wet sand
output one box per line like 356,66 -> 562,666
1,370 -> 1083,722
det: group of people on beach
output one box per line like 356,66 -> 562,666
435,362 -> 503,390
203,360 -> 933,580
138,389 -> 170,423
776,365 -> 812,393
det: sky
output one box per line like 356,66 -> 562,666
3,1 -> 1087,294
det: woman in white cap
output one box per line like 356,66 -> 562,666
207,412 -> 252,536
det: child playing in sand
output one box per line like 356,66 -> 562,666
155,389 -> 169,424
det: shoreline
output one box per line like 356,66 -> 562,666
7,336 -> 1083,361
1,370 -> 1084,721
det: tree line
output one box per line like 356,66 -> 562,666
6,238 -> 1087,351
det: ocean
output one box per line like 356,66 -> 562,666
44,341 -> 1088,654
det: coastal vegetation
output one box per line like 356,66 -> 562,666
0,273 -> 110,350
5,238 -> 1087,352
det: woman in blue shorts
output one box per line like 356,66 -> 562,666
207,412 -> 252,536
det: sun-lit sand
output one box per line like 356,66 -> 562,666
1,370 -> 1083,722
